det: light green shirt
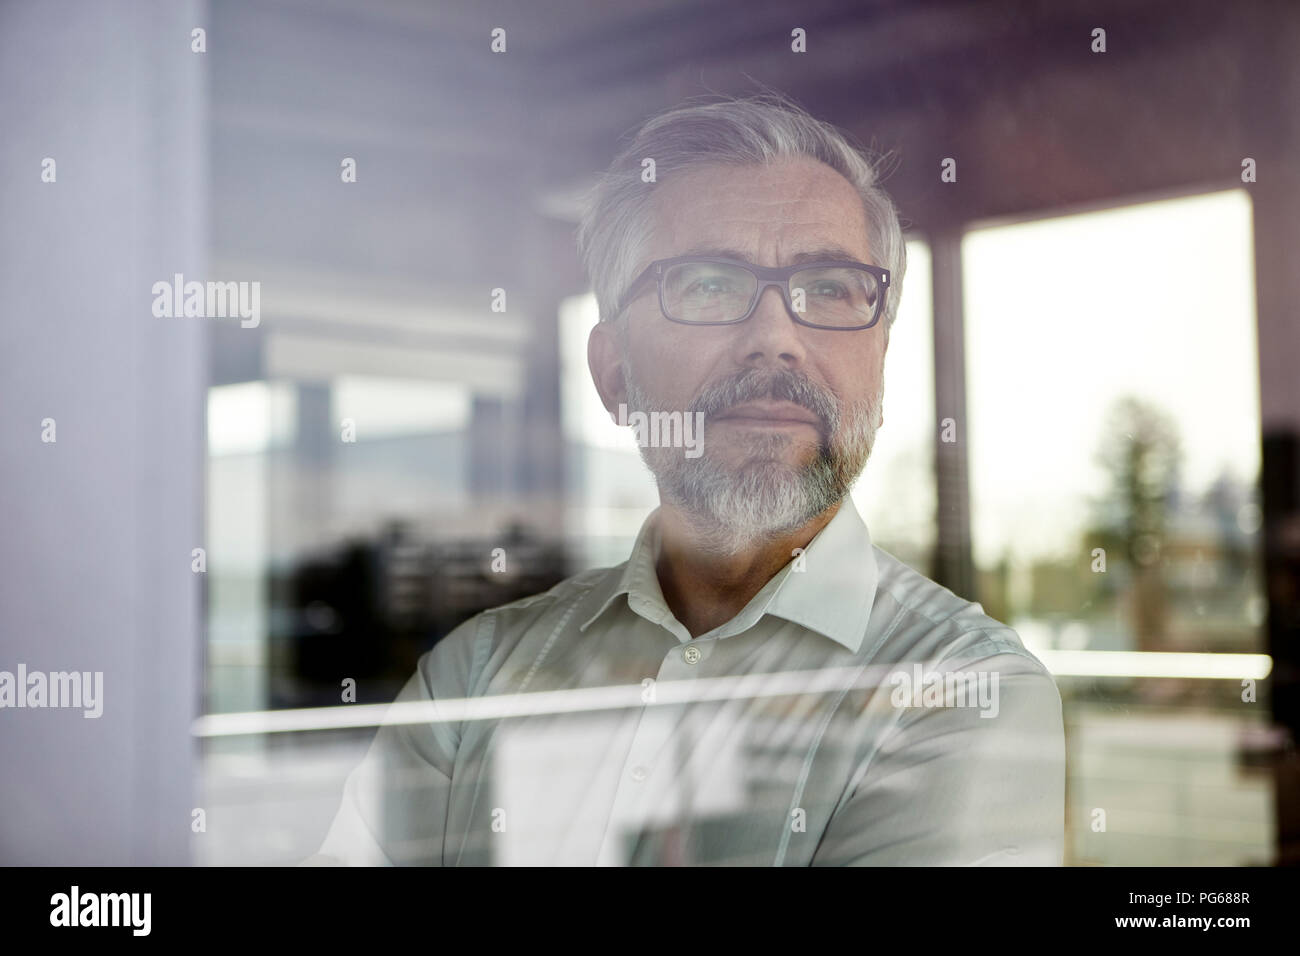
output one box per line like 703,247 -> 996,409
316,496 -> 1064,865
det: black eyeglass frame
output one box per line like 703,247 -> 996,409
614,255 -> 891,330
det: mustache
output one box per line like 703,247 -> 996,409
689,368 -> 840,434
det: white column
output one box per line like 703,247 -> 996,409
0,0 -> 207,864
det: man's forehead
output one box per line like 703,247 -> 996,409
646,158 -> 874,265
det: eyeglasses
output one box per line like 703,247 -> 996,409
615,255 -> 889,330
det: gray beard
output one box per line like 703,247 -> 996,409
622,364 -> 883,556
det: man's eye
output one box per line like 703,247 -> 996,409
808,281 -> 849,299
687,277 -> 734,296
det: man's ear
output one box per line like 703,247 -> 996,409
588,319 -> 629,418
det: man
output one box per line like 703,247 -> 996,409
312,94 -> 1065,866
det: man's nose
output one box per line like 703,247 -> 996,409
730,284 -> 806,368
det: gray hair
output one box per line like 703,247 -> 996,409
576,92 -> 907,331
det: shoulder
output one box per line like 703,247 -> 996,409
475,563 -> 618,634
868,545 -> 1053,680
416,564 -> 620,693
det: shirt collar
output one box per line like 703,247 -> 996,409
764,495 -> 877,654
579,496 -> 878,654
579,507 -> 682,638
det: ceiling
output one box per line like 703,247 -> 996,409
206,0 -> 1296,361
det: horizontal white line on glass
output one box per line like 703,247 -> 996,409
1038,650 -> 1271,680
192,651 -> 1272,738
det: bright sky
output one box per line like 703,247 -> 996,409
963,188 -> 1259,565
849,241 -> 934,548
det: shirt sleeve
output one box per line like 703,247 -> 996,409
304,614 -> 485,866
810,644 -> 1066,866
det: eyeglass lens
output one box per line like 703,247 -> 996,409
660,261 -> 881,327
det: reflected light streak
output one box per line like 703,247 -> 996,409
192,651 -> 1273,738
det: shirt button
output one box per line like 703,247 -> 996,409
683,645 -> 702,664
630,766 -> 649,782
